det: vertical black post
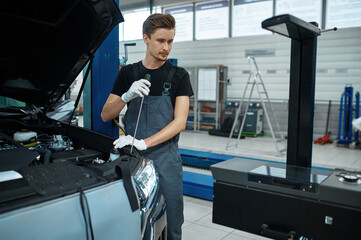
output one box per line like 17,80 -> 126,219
287,39 -> 301,166
286,37 -> 318,167
262,15 -> 322,168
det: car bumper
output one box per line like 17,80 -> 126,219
143,191 -> 167,240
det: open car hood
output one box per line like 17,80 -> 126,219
0,0 -> 123,110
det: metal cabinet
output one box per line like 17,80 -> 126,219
184,67 -> 198,131
185,66 -> 228,131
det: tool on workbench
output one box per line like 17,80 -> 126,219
131,74 -> 151,153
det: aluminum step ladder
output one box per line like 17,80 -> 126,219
225,56 -> 286,155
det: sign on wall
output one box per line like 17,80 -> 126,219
326,0 -> 361,29
232,0 -> 272,37
276,0 -> 322,26
164,5 -> 194,42
195,0 -> 229,40
198,68 -> 217,101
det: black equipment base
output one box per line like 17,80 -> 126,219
213,182 -> 361,240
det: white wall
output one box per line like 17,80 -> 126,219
120,26 -> 361,137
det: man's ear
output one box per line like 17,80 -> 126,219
143,34 -> 149,44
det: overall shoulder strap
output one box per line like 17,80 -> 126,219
165,63 -> 177,84
163,63 -> 177,95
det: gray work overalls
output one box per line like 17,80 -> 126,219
124,62 -> 184,240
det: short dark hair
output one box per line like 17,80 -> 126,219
143,13 -> 175,37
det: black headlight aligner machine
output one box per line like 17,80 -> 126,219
262,14 -> 321,168
211,14 -> 361,240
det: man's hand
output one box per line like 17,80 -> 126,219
121,79 -> 151,103
113,135 -> 147,150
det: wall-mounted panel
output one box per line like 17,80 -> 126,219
232,0 -> 272,37
195,0 -> 229,40
120,26 -> 361,136
164,5 -> 194,42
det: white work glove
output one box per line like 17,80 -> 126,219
113,135 -> 147,151
121,79 -> 151,103
353,117 -> 361,131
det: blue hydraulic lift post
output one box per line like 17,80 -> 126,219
89,0 -> 120,137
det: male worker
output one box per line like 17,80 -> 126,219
101,13 -> 193,240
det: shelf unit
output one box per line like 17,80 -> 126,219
185,66 -> 228,131
184,67 -> 198,131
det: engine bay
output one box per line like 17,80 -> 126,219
0,128 -> 105,171
0,114 -> 142,171
0,118 -> 142,213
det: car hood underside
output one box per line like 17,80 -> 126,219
0,0 -> 123,110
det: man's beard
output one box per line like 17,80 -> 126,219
153,50 -> 168,62
155,54 -> 167,62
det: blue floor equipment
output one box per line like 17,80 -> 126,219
337,85 -> 360,148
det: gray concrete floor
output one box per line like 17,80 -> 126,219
77,117 -> 360,239
178,131 -> 360,240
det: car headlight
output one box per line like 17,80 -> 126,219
134,159 -> 160,240
134,159 -> 158,202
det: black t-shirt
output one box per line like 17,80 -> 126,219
111,61 -> 193,107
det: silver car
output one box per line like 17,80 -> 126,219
0,0 -> 166,239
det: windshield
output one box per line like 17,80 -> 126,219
0,97 -> 26,108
